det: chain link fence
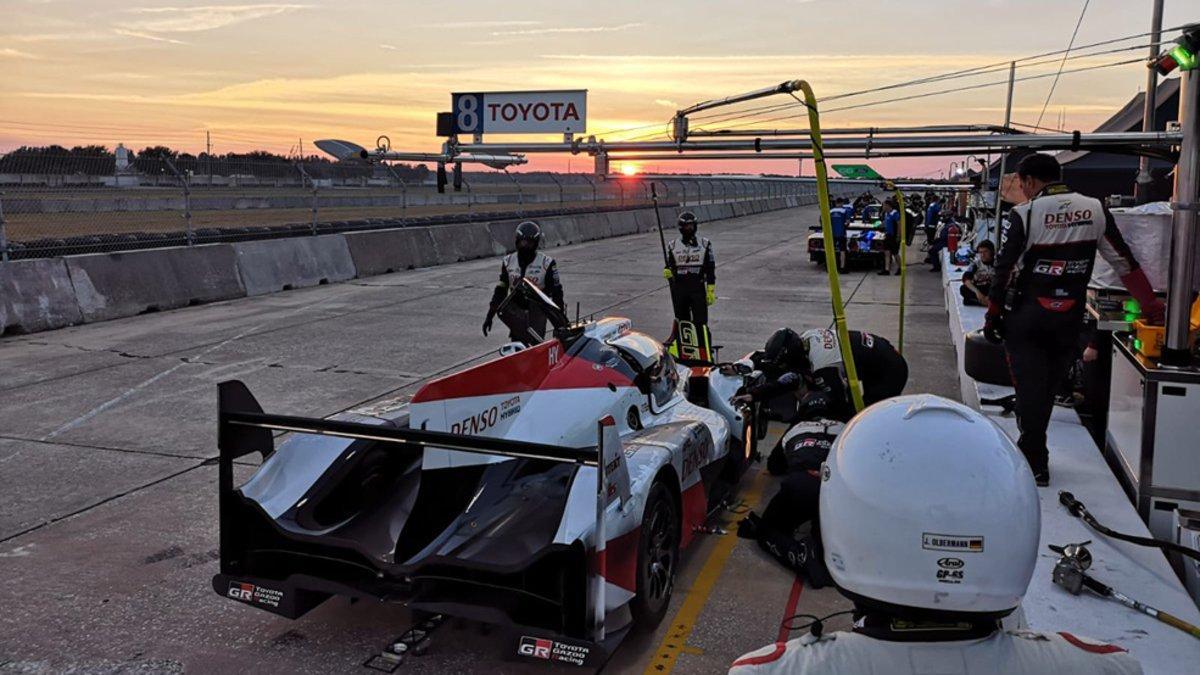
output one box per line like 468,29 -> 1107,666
0,151 -> 844,260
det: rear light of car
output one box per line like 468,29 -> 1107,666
808,239 -> 822,251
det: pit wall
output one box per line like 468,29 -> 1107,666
1,192 -> 853,336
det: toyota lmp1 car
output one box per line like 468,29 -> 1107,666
212,282 -> 760,664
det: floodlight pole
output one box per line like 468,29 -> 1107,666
1136,0 -> 1165,204
1161,65 -> 1200,365
992,61 -> 1016,242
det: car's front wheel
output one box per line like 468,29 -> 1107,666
630,480 -> 679,628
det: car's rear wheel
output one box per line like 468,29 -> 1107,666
630,480 -> 679,628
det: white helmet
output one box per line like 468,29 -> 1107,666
819,395 -> 1039,618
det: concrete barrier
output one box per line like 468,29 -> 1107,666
233,234 -> 357,296
344,227 -> 439,276
635,208 -> 659,233
538,217 -> 576,247
4,195 -> 812,338
573,213 -> 610,242
429,223 -> 496,263
608,210 -> 639,236
0,258 -> 83,335
486,220 -> 520,255
66,245 -> 245,323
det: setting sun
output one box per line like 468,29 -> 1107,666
620,163 -> 640,176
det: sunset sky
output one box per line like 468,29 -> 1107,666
2,1 -> 1196,176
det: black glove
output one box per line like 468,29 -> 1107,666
482,315 -> 493,336
983,312 -> 1005,344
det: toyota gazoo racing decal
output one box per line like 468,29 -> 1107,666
226,581 -> 283,608
516,635 -> 591,666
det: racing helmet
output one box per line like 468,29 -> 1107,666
515,220 -> 541,251
819,395 -> 1039,619
762,328 -> 808,370
677,211 -> 698,236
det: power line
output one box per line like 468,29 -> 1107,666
660,25 -> 1191,138
691,41 -> 1156,135
1036,0 -> 1091,129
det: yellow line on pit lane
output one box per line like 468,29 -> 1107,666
644,463 -> 772,674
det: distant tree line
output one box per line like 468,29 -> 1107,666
0,144 -> 431,181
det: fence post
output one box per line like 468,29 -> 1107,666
583,174 -> 598,204
385,164 -> 408,211
504,170 -> 524,216
0,192 -> 8,262
164,158 -> 193,246
548,172 -> 565,204
295,162 -> 318,236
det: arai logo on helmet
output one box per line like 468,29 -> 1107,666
937,557 -> 965,570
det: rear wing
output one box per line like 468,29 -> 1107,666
216,380 -> 628,641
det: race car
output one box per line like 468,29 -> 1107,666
807,203 -> 891,265
212,281 -> 760,666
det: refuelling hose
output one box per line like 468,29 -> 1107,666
1059,490 -> 1200,561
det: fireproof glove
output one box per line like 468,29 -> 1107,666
706,284 -> 717,306
482,316 -> 493,336
983,307 -> 1005,344
1120,269 -> 1165,325
663,267 -> 674,280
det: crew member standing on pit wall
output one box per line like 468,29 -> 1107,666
985,153 -> 1163,487
482,221 -> 564,343
663,211 -> 716,326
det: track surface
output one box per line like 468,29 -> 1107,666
0,204 -> 957,673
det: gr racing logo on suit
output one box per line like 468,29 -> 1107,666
1033,259 -> 1089,276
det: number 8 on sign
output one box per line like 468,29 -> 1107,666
453,93 -> 483,134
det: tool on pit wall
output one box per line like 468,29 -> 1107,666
1059,491 -> 1200,561
1050,541 -> 1200,640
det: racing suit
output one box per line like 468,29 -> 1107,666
488,250 -> 564,343
751,329 -> 908,421
729,626 -> 1141,674
667,235 -> 716,326
987,183 -> 1157,476
740,420 -> 845,586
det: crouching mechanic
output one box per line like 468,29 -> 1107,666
663,211 -> 716,326
734,327 -> 908,422
984,153 -> 1163,486
730,395 -> 1142,674
482,221 -> 565,344
738,419 -> 844,586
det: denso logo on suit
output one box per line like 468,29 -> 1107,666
1043,209 -> 1093,228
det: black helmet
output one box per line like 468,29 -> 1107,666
515,221 -> 541,250
677,211 -> 698,230
763,328 -> 808,369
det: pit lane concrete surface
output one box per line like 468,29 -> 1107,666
0,203 -> 958,673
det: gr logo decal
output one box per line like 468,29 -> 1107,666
517,637 -> 552,659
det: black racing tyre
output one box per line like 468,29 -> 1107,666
964,329 -> 1011,386
630,480 -> 679,629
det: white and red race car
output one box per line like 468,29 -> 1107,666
213,284 -> 760,666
